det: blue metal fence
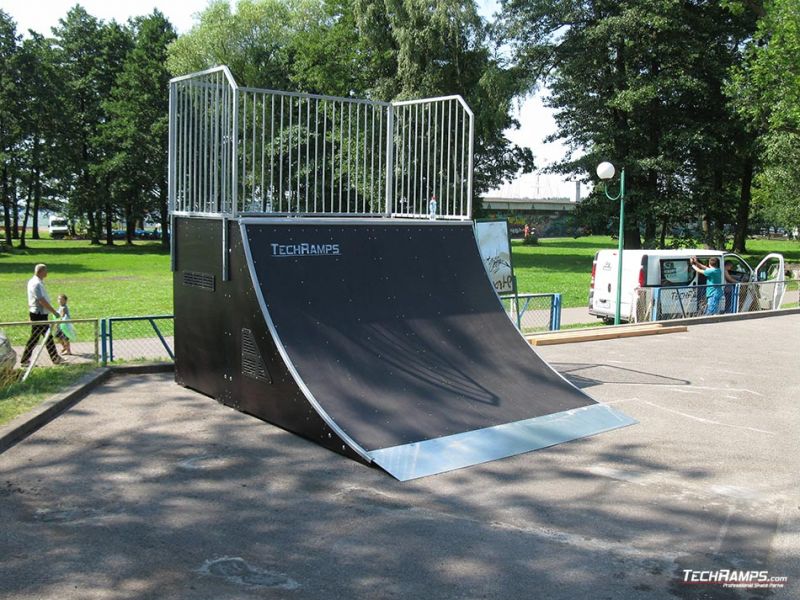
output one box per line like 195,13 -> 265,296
500,293 -> 562,332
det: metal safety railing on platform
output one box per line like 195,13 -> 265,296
168,66 -> 474,220
500,293 -> 562,333
632,280 -> 788,322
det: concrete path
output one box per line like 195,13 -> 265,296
1,315 -> 798,599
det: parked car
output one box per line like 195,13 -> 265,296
588,249 -> 785,322
48,216 -> 69,239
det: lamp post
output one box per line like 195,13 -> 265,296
596,162 -> 625,325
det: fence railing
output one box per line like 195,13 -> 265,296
0,316 -> 175,391
500,293 -> 562,333
169,66 -> 474,220
632,280 -> 789,322
102,316 -> 174,364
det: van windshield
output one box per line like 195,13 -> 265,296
661,259 -> 692,286
50,219 -> 67,226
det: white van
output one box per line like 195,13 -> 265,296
588,249 -> 785,322
48,216 -> 69,239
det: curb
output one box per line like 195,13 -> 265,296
650,306 -> 800,327
0,362 -> 174,455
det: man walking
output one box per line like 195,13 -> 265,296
20,264 -> 63,366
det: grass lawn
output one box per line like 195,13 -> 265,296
0,239 -> 172,323
1,234 -> 798,319
0,363 -> 97,426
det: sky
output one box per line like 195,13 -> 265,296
1,0 -> 581,199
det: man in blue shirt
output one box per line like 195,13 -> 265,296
691,256 -> 723,315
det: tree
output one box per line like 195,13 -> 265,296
728,0 -> 800,239
499,0 -> 757,248
100,11 -> 176,246
0,11 -> 20,246
167,0 -> 533,209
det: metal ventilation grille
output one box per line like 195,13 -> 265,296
241,328 -> 271,382
183,271 -> 215,291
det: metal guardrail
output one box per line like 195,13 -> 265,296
102,316 -> 174,364
632,280 -> 790,322
500,293 -> 562,333
169,66 -> 474,220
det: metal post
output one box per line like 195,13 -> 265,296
614,168 -> 626,325
93,319 -> 99,364
552,293 -> 562,331
100,318 -> 108,366
385,105 -> 394,216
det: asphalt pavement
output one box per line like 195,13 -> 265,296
1,314 -> 798,599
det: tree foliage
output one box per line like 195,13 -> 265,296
500,0 -> 757,249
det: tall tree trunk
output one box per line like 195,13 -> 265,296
105,201 -> 114,246
125,203 -> 134,245
159,179 -> 169,250
2,164 -> 11,246
87,211 -> 99,245
11,168 -> 19,239
659,216 -> 669,249
32,137 -> 41,239
732,157 -> 754,253
19,171 -> 33,250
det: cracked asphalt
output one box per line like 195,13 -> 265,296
1,314 -> 798,599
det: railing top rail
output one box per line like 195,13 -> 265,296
106,315 -> 174,322
392,94 -> 474,116
238,86 -> 391,107
170,65 -> 238,87
0,318 -> 101,327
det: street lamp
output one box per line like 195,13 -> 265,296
596,162 -> 626,325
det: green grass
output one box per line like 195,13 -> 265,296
512,236 -> 617,307
0,239 -> 172,323
0,363 -> 97,426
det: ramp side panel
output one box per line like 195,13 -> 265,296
244,221 -> 597,452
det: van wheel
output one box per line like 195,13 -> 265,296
601,317 -> 615,325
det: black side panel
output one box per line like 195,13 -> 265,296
245,221 -> 595,452
173,217 -> 365,462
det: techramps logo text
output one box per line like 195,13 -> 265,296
270,243 -> 341,258
680,569 -> 787,590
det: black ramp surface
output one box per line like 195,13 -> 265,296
242,219 -> 635,479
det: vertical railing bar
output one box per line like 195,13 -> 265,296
370,105 -> 376,211
231,85 -> 239,217
288,95 -> 293,212
270,95 -> 275,210
460,109 -> 465,217
251,91 -> 256,210
279,95 -> 284,212
363,103 -> 368,213
425,104 -> 431,207
467,108 -> 474,219
439,100 -> 445,218
413,103 -> 419,215
261,93 -> 266,211
432,101 -> 438,209
447,99 -> 452,216
347,102 -> 352,212
354,102 -> 360,213
323,101 -> 328,212
339,100 -> 344,213
314,98 -> 319,212
306,97 -> 310,213
241,92 -> 247,212
383,105 -> 391,215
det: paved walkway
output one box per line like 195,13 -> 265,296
1,314 -> 797,599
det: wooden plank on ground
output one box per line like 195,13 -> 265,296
526,324 -> 688,346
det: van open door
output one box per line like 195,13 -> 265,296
753,253 -> 786,309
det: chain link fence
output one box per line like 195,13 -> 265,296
632,279 -> 793,322
103,316 -> 174,363
500,293 -> 561,333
